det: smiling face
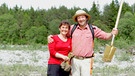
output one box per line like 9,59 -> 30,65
59,24 -> 70,36
76,15 -> 87,26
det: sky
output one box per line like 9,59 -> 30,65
0,0 -> 135,11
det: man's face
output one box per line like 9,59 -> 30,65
76,15 -> 87,26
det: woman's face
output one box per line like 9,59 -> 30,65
77,15 -> 87,26
59,24 -> 69,35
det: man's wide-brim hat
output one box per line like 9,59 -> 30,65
73,10 -> 91,22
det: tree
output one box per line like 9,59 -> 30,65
0,13 -> 18,44
131,3 -> 135,14
48,19 -> 61,35
102,0 -> 118,29
25,26 -> 47,44
0,3 -> 9,15
120,2 -> 132,16
89,2 -> 100,23
118,12 -> 135,41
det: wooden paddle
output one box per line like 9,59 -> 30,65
102,0 -> 124,62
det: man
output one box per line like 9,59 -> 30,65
48,9 -> 118,76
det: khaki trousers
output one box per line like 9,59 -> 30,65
71,57 -> 92,76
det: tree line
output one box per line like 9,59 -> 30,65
0,0 -> 135,48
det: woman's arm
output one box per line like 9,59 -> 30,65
55,53 -> 69,61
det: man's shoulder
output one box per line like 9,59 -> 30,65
91,25 -> 98,29
71,24 -> 75,27
70,24 -> 75,29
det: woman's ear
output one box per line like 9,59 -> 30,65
59,28 -> 60,31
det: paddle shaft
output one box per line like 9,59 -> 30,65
111,0 -> 124,46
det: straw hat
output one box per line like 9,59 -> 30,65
73,10 -> 91,22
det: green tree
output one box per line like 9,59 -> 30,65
89,2 -> 100,23
58,6 -> 71,20
0,2 -> 134,45
131,3 -> 135,14
0,3 -> 9,15
0,13 -> 17,44
102,0 -> 118,29
122,2 -> 132,15
48,19 -> 61,35
118,12 -> 135,40
25,26 -> 47,44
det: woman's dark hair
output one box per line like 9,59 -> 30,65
59,20 -> 70,30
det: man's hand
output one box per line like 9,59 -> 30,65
47,35 -> 53,43
111,28 -> 118,35
106,28 -> 118,40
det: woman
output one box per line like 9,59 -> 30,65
47,20 -> 72,76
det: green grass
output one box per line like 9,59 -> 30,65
0,64 -> 47,76
115,50 -> 132,61
0,44 -> 48,51
0,64 -> 134,76
93,65 -> 135,76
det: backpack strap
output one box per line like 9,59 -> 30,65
71,24 -> 94,40
71,24 -> 78,38
88,24 -> 94,40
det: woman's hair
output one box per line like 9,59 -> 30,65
59,20 -> 70,30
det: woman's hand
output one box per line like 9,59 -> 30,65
62,56 -> 69,61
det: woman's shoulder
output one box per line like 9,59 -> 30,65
52,35 -> 58,39
67,37 -> 72,41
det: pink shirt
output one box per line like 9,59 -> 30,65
71,24 -> 108,57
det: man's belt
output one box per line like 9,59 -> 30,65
74,54 -> 94,60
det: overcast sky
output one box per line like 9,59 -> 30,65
0,0 -> 134,11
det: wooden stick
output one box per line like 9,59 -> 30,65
111,0 -> 124,46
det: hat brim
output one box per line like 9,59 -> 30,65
73,13 -> 91,22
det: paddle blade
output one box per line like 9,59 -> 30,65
102,44 -> 116,62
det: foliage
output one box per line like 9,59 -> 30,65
102,0 -> 118,29
47,19 -> 61,35
25,26 -> 47,44
0,44 -> 48,51
93,65 -> 135,76
0,2 -> 134,47
89,2 -> 100,23
0,13 -> 18,44
115,51 -> 131,61
118,11 -> 135,41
